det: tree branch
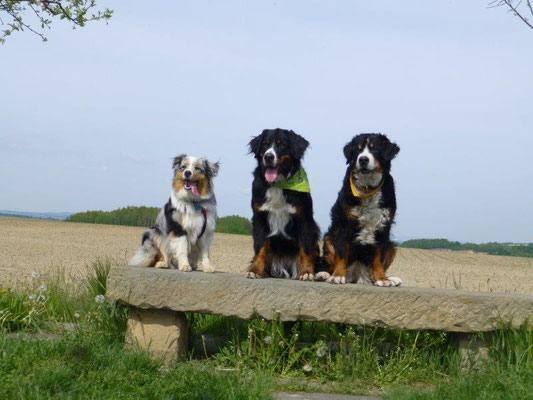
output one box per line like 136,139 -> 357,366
490,0 -> 533,30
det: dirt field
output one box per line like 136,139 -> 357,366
1,216 -> 532,294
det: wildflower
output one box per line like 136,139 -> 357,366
39,295 -> 46,302
0,288 -> 8,295
303,364 -> 313,372
73,312 -> 80,319
29,294 -> 36,300
95,294 -> 105,303
316,346 -> 327,358
263,336 -> 272,344
31,271 -> 40,279
39,284 -> 47,292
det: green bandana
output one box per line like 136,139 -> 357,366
272,167 -> 311,193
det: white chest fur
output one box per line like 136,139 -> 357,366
350,192 -> 390,245
171,194 -> 217,245
259,188 -> 296,239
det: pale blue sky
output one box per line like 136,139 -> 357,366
1,1 -> 532,242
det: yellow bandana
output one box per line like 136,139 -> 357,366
350,174 -> 383,199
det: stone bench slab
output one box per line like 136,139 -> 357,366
106,266 -> 533,333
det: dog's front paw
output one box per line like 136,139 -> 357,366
200,263 -> 215,273
246,271 -> 264,279
178,263 -> 192,272
374,276 -> 402,287
315,271 -> 331,281
299,273 -> 315,281
328,275 -> 346,284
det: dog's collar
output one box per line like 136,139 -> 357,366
350,174 -> 383,199
272,167 -> 310,193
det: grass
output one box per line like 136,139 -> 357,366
1,261 -> 531,399
387,328 -> 533,400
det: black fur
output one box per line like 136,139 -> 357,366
323,133 -> 400,283
248,128 -> 320,279
164,200 -> 186,237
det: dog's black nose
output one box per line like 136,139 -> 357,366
184,170 -> 192,178
264,153 -> 275,164
358,156 -> 369,167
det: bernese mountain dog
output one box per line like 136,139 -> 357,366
129,155 -> 219,272
317,133 -> 402,286
246,128 -> 321,281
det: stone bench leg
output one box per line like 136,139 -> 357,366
452,332 -> 490,369
125,307 -> 189,364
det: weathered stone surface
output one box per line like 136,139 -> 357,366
125,308 -> 188,363
107,266 -> 533,333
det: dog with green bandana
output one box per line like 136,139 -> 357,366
246,128 -> 321,281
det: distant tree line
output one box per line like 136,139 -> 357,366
67,206 -> 159,227
401,239 -> 533,258
66,206 -> 253,235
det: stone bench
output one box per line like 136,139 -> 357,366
106,266 -> 533,364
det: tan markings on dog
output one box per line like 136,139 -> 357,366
249,239 -> 270,277
298,244 -> 317,277
151,232 -> 169,267
192,160 -> 210,197
279,154 -> 292,166
253,202 -> 263,212
371,245 -> 388,282
331,243 -> 349,278
293,205 -> 303,216
173,175 -> 185,192
383,242 -> 397,270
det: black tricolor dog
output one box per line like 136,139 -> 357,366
317,133 -> 402,286
246,128 -> 321,280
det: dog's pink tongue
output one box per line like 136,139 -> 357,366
190,182 -> 199,197
265,167 -> 278,183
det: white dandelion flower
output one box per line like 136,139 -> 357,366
29,294 -> 36,300
263,336 -> 272,344
73,312 -> 80,319
95,294 -> 105,303
316,346 -> 327,358
303,364 -> 313,372
31,271 -> 40,279
39,284 -> 47,292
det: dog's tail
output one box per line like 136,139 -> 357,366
129,229 -> 161,267
315,236 -> 334,280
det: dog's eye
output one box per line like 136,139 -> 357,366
369,142 -> 374,148
195,167 -> 202,172
358,144 -> 363,150
277,141 -> 285,148
179,166 -> 186,170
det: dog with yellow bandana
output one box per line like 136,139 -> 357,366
246,129 -> 321,281
317,133 -> 401,286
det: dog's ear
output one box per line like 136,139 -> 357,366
172,154 -> 187,169
288,130 -> 309,160
343,139 -> 358,165
248,134 -> 264,158
380,136 -> 400,161
203,159 -> 220,178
